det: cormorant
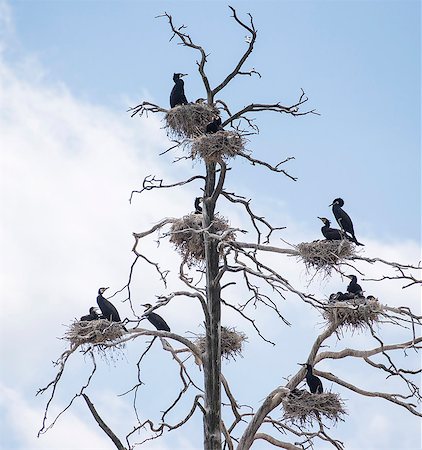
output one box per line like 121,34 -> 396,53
346,275 -> 364,297
206,116 -> 223,133
170,73 -> 188,108
331,291 -> 354,301
96,287 -> 127,331
194,197 -> 202,214
318,217 -> 352,241
141,303 -> 171,332
301,363 -> 323,394
330,198 -> 364,246
80,306 -> 100,321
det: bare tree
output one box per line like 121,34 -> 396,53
37,6 -> 421,450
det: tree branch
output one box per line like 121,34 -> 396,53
82,394 -> 127,450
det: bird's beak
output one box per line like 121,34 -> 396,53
328,202 -> 334,207
298,363 -> 306,366
104,287 -> 109,291
345,275 -> 352,279
181,73 -> 188,77
317,217 -> 323,221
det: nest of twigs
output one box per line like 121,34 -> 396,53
169,213 -> 236,267
323,296 -> 382,330
296,240 -> 355,275
165,103 -> 219,139
283,390 -> 346,426
64,319 -> 125,346
195,326 -> 247,360
190,130 -> 246,163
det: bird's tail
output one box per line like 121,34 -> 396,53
352,236 -> 365,246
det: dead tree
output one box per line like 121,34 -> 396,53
37,6 -> 421,450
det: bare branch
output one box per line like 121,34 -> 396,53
130,174 -> 205,203
159,12 -> 212,99
238,152 -> 297,181
212,6 -> 257,98
82,394 -> 127,450
254,433 -> 302,450
127,101 -> 167,118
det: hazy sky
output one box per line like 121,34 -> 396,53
0,1 -> 420,449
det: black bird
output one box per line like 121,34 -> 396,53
170,73 -> 188,108
141,303 -> 171,332
80,306 -> 100,321
346,275 -> 364,297
332,291 -> 354,301
206,116 -> 223,133
318,217 -> 352,241
301,363 -> 323,394
194,197 -> 202,214
330,198 -> 364,246
96,287 -> 127,331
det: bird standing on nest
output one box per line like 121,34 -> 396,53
318,217 -> 353,241
346,274 -> 364,297
80,306 -> 101,321
194,197 -> 203,214
170,73 -> 188,108
141,303 -> 171,331
300,363 -> 323,394
206,116 -> 223,133
97,287 -> 127,331
330,198 -> 364,246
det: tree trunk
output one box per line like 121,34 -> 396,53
202,161 -> 222,450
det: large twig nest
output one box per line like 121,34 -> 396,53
64,319 -> 125,346
190,130 -> 246,163
169,213 -> 236,267
323,297 -> 382,330
296,240 -> 355,275
195,326 -> 247,360
165,103 -> 219,139
283,390 -> 346,426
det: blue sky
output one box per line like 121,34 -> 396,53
0,1 -> 421,449
7,0 -> 421,241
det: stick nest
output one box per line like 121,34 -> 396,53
190,131 -> 246,163
64,319 -> 125,346
323,297 -> 382,330
165,103 -> 219,139
283,390 -> 346,426
195,326 -> 247,360
169,213 -> 236,267
296,240 -> 355,275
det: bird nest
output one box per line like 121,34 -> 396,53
283,390 -> 346,426
296,240 -> 355,275
169,213 -> 236,267
165,103 -> 219,139
64,319 -> 125,346
323,297 -> 382,331
190,130 -> 246,163
195,326 -> 247,360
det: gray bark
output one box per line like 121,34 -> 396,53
202,161 -> 222,450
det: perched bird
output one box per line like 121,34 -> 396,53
318,217 -> 352,241
80,306 -> 100,321
141,303 -> 171,331
328,293 -> 338,303
96,287 -> 127,331
194,197 -> 203,214
206,116 -> 223,133
330,198 -> 364,246
346,275 -> 364,297
170,73 -> 188,108
301,363 -> 323,394
331,291 -> 354,301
